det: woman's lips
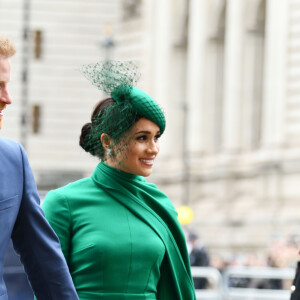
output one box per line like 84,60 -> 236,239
140,159 -> 154,166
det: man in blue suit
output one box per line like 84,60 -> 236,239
0,34 -> 78,299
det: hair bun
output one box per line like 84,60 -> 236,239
79,122 -> 94,154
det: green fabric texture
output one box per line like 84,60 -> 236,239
42,162 -> 195,300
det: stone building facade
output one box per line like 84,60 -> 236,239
1,0 -> 300,255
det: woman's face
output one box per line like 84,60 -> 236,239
107,118 -> 161,177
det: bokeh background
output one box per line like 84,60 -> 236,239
1,0 -> 300,286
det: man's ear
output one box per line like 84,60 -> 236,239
100,133 -> 111,148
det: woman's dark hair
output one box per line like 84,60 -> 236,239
79,98 -> 114,158
79,97 -> 141,158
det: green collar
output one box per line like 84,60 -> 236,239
93,161 -> 145,183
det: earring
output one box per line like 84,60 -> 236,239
107,148 -> 112,157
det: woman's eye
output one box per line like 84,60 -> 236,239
136,134 -> 161,142
136,135 -> 147,141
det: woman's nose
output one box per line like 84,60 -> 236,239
147,141 -> 159,154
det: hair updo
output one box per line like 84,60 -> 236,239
79,98 -> 140,159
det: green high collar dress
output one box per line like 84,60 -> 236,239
42,162 -> 196,300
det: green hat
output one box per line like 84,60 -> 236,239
111,84 -> 165,133
80,60 -> 166,134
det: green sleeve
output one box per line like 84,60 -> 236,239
42,189 -> 71,264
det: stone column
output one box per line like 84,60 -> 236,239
261,0 -> 288,148
222,0 -> 244,153
185,0 -> 207,154
151,0 -> 172,156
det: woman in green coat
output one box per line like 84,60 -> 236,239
42,61 -> 196,300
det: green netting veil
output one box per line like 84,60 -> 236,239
79,60 -> 166,159
80,60 -> 141,94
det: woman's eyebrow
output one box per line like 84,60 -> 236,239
135,130 -> 151,134
135,130 -> 161,135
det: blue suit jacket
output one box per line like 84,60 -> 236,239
0,137 -> 79,300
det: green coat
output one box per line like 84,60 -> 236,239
43,162 -> 196,300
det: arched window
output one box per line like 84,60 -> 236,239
242,0 -> 266,150
204,2 -> 226,153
